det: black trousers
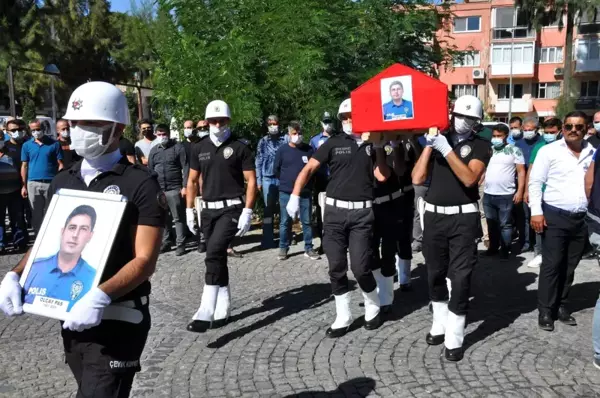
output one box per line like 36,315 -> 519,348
323,205 -> 376,295
423,210 -> 479,315
62,303 -> 151,398
312,175 -> 328,240
371,200 -> 402,277
398,190 -> 415,260
538,204 -> 587,315
201,206 -> 242,286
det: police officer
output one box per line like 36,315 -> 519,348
0,81 -> 165,397
185,100 -> 257,333
287,98 -> 390,337
412,95 -> 491,361
192,119 -> 211,253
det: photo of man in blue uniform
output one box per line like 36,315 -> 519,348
382,80 -> 414,121
23,205 -> 97,311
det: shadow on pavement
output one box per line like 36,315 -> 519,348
282,377 -> 376,397
207,282 -> 355,349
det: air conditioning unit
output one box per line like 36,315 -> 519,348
472,68 -> 485,79
554,67 -> 564,76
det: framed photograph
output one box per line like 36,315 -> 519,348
381,75 -> 415,122
20,189 -> 127,321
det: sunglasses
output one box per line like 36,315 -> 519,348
141,128 -> 153,132
209,118 -> 228,125
564,124 -> 585,132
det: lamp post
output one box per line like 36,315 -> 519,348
506,28 -> 515,121
43,64 -> 60,122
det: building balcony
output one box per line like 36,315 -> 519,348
493,98 -> 533,113
492,27 -> 535,41
490,62 -> 535,77
575,97 -> 600,110
576,59 -> 600,73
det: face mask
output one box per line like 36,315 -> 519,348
510,129 -> 522,139
70,123 -> 116,160
594,122 -> 600,132
291,135 -> 302,144
10,131 -> 24,141
491,137 -> 504,148
156,136 -> 168,146
60,129 -> 70,139
31,130 -> 43,139
199,130 -> 209,138
523,130 -> 537,140
183,128 -> 194,138
453,116 -> 477,135
268,125 -> 279,135
543,133 -> 557,143
342,122 -> 353,135
322,123 -> 332,133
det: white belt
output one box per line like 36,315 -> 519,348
325,197 -> 372,209
203,198 -> 243,209
102,296 -> 148,324
424,202 -> 478,215
374,189 -> 404,204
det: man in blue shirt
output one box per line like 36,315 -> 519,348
514,116 -> 541,252
507,116 -> 523,145
21,119 -> 63,233
255,114 -> 287,249
274,121 -> 320,261
382,81 -> 414,121
23,205 -> 97,311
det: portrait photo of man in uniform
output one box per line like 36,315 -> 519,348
23,204 -> 97,311
381,77 -> 414,121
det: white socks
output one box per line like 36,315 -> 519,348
362,289 -> 381,322
372,269 -> 394,306
214,286 -> 230,321
430,301 -> 449,336
445,311 -> 466,350
331,292 -> 353,330
192,285 -> 219,321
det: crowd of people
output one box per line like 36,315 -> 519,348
0,79 -> 600,396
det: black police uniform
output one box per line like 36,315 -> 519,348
423,135 -> 491,317
47,156 -> 165,398
183,135 -> 208,251
189,135 -> 254,287
312,134 -> 377,296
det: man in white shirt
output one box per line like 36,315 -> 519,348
483,124 -> 525,259
529,111 -> 595,332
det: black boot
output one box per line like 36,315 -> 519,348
557,306 -> 576,326
538,312 -> 554,331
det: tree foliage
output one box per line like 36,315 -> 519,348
153,0 -> 456,140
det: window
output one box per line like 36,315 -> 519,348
533,83 -> 561,99
454,16 -> 481,33
491,44 -> 534,64
577,38 -> 600,61
493,7 -> 535,39
498,84 -> 524,99
581,81 -> 600,97
452,85 -> 478,98
453,51 -> 480,67
580,8 -> 600,24
539,47 -> 563,63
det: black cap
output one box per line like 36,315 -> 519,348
322,112 -> 332,122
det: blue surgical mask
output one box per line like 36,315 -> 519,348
543,133 -> 557,143
594,122 -> 600,132
491,137 -> 504,149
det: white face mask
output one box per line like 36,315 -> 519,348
70,123 -> 117,160
322,123 -> 333,133
31,130 -> 43,139
510,129 -> 522,138
183,128 -> 194,138
268,125 -> 279,134
453,116 -> 477,135
209,125 -> 230,146
156,136 -> 168,146
60,129 -> 70,138
291,135 -> 302,144
523,130 -> 537,140
10,131 -> 25,141
594,122 -> 600,132
199,130 -> 209,138
342,122 -> 353,135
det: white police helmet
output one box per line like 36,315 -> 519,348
63,82 -> 130,125
205,100 -> 231,120
337,98 -> 352,120
453,95 -> 483,120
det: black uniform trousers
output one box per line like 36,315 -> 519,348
201,205 -> 243,286
62,302 -> 150,398
398,190 -> 415,260
371,199 -> 402,277
312,175 -> 328,240
538,203 -> 587,316
423,210 -> 479,316
323,205 -> 377,295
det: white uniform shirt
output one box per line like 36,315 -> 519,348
484,144 -> 525,195
528,139 -> 595,216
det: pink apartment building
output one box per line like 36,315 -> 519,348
436,0 -> 600,122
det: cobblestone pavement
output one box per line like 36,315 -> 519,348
2,229 -> 600,397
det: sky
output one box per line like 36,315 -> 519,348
110,0 -> 143,13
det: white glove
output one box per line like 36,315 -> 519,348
63,287 -> 111,332
0,272 -> 23,316
286,194 -> 300,218
186,208 -> 197,235
235,208 -> 253,237
427,134 -> 452,157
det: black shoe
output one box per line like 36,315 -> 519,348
316,246 -> 324,255
227,249 -> 243,258
364,313 -> 382,330
539,313 -> 555,331
558,306 -> 577,326
326,325 -> 350,338
499,249 -> 509,260
175,246 -> 186,256
197,241 -> 207,253
186,320 -> 211,333
426,333 -> 444,346
160,242 -> 172,253
399,283 -> 412,292
380,305 -> 392,314
445,347 -> 464,362
212,317 -> 229,328
483,249 -> 498,257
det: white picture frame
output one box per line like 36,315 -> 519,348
20,189 -> 127,321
